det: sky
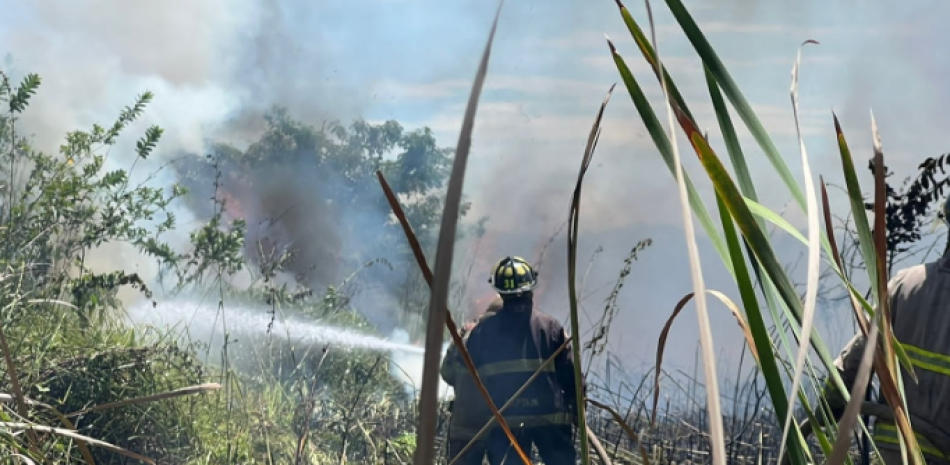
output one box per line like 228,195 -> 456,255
2,0 -> 949,388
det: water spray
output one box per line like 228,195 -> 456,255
127,300 -> 424,354
125,299 -> 453,398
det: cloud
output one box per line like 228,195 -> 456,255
412,73 -> 829,152
374,74 -> 614,102
373,79 -> 471,99
530,21 -> 909,53
579,53 -> 841,78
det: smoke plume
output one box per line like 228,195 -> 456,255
5,0 -> 949,385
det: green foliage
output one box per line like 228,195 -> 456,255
0,79 -> 200,324
178,210 -> 247,285
605,0 -> 943,463
0,66 -> 462,464
28,338 -> 206,463
864,155 -> 950,262
173,105 -> 484,341
175,105 -> 467,255
6,73 -> 40,114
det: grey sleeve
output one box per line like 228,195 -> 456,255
825,272 -> 905,416
836,332 -> 869,386
824,331 -> 868,415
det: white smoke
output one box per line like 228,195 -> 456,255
387,327 -> 454,400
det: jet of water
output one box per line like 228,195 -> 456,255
124,298 -> 458,399
126,300 -> 424,355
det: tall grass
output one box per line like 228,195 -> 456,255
409,3 -> 535,464
602,0 -> 929,464
395,0 -> 936,462
1,1 -> 941,463
568,81 -> 617,465
778,39 -> 822,464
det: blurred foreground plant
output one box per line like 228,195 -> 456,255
603,0 -> 930,463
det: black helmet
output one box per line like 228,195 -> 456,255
488,256 -> 538,295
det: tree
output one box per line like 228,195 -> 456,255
0,68 -> 473,463
864,154 -> 950,269
173,106 -> 485,340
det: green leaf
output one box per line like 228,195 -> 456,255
662,0 -> 806,210
705,66 -> 758,203
9,73 -> 41,113
606,38 -> 733,276
612,0 -> 695,123
679,102 -> 849,453
744,198 -> 806,244
136,126 -> 164,160
832,115 -> 880,303
715,191 -> 805,461
567,83 -> 616,465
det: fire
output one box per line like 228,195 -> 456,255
217,189 -> 246,226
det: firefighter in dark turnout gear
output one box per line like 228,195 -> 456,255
463,256 -> 584,465
441,296 -> 504,464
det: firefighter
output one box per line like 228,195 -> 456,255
463,256 -> 584,465
440,295 -> 504,464
824,199 -> 950,464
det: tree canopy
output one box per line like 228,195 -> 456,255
173,106 -> 484,337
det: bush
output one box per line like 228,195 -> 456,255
0,69 -> 441,464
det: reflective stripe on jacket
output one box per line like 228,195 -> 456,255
830,256 -> 950,462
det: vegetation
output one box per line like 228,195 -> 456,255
571,0 -> 949,464
409,1 -> 950,465
0,0 -> 947,464
0,68 -> 469,463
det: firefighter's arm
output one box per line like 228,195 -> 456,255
822,331 -> 870,420
824,273 -> 905,420
441,321 -> 479,387
440,342 -> 461,387
553,326 -> 583,412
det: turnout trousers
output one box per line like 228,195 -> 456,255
485,425 -> 576,465
447,438 -> 487,465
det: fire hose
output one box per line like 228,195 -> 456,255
780,402 -> 950,465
